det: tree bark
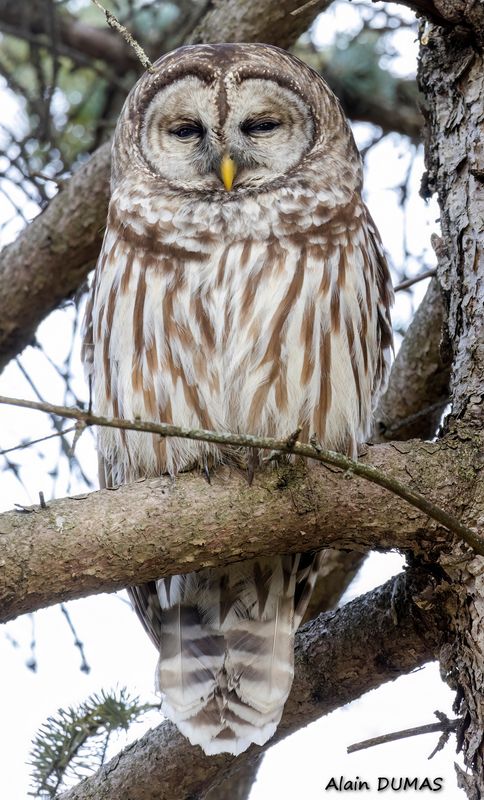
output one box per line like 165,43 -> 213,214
1,431 -> 482,624
417,14 -> 484,799
373,277 -> 451,442
187,0 -> 333,50
58,567 -> 446,800
420,32 -> 484,427
0,142 -> 111,373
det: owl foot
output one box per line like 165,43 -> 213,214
202,458 -> 212,485
247,448 -> 259,486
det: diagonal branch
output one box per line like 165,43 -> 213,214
0,395 -> 481,553
371,1 -> 484,44
373,277 -> 451,442
188,0 -> 333,49
0,409 -> 481,623
57,566 -> 446,800
0,142 -> 111,374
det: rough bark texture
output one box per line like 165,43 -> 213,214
1,432 -> 482,624
382,0 -> 484,42
58,567 -> 446,800
420,32 -> 484,426
373,277 -> 451,442
418,17 -> 484,799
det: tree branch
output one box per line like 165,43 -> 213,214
372,1 -> 484,44
1,412 -> 482,623
0,142 -> 111,374
1,394 -> 481,554
293,45 -> 423,141
373,277 -> 451,441
57,567 -> 446,800
187,0 -> 333,50
347,715 -> 458,754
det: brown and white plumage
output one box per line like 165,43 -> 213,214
83,43 -> 393,755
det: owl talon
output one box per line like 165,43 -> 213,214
202,460 -> 211,484
261,449 -> 280,465
247,448 -> 258,486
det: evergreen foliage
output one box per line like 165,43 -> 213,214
29,687 -> 156,797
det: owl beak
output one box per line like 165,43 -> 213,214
220,154 -> 237,191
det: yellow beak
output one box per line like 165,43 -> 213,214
220,154 -> 237,191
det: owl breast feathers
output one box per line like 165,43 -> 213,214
83,43 -> 393,756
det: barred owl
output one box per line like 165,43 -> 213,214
83,43 -> 393,756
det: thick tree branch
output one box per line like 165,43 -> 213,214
187,0 -> 333,50
57,567 -> 447,800
1,395 -> 481,552
293,45 -> 422,141
373,277 -> 451,442
1,422 -> 482,623
0,142 -> 111,374
371,0 -> 483,39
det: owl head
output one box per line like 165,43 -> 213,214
112,43 -> 360,197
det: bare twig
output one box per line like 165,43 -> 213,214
291,0 -> 320,15
347,714 -> 459,755
0,425 -> 77,456
285,427 -> 302,449
0,393 -> 482,556
60,604 -> 91,674
90,0 -> 153,72
394,268 -> 437,292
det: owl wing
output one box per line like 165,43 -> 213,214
365,207 -> 394,400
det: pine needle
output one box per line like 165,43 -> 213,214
29,687 -> 156,797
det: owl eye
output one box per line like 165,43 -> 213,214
242,119 -> 281,136
171,123 -> 204,139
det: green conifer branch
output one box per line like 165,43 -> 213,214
29,688 -> 156,797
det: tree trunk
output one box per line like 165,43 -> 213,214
418,17 -> 484,799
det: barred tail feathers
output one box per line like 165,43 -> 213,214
154,556 -> 302,755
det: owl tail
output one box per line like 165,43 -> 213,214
154,556 -> 302,756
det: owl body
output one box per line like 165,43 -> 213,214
90,170 -> 385,481
83,43 -> 393,755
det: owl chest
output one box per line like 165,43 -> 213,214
93,204 -> 375,477
96,229 -> 317,425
